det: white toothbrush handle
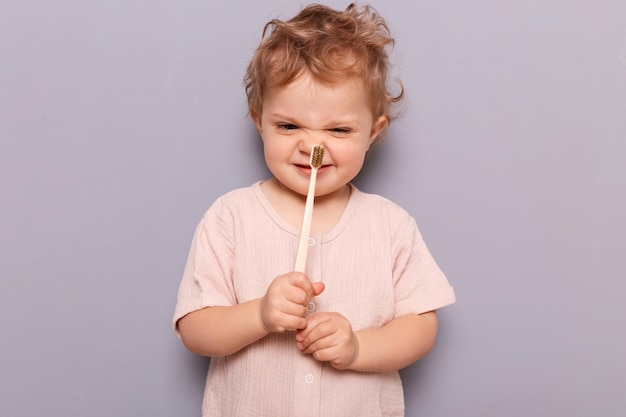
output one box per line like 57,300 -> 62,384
294,168 -> 317,273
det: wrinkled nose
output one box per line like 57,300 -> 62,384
298,129 -> 324,155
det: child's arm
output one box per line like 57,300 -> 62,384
296,311 -> 438,372
352,311 -> 438,372
178,271 -> 325,357
177,298 -> 268,357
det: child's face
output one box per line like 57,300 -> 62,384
253,72 -> 386,199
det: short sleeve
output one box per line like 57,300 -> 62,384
392,216 -> 456,316
172,198 -> 237,336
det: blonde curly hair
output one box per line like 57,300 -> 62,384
244,3 -> 404,139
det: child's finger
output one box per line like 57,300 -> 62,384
312,281 -> 325,296
287,272 -> 321,300
295,313 -> 331,345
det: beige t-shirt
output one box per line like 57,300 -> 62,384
173,182 -> 455,417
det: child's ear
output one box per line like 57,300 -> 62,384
250,109 -> 263,134
369,115 -> 388,144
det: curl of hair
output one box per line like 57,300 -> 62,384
244,3 -> 404,138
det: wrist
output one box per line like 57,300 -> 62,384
255,297 -> 271,334
344,332 -> 361,371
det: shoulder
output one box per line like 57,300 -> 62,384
204,182 -> 261,213
350,184 -> 413,222
348,185 -> 420,244
199,182 -> 262,226
214,182 -> 260,205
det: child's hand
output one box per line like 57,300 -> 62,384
260,272 -> 325,333
295,312 -> 359,370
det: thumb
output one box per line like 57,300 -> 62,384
312,281 -> 325,296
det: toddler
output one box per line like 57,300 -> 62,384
173,4 -> 455,416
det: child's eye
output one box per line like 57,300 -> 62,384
277,123 -> 299,131
330,127 -> 352,135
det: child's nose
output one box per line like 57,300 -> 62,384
298,129 -> 325,153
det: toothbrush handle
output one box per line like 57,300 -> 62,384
294,168 -> 317,273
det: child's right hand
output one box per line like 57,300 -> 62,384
260,272 -> 325,333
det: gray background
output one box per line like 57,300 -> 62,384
1,0 -> 625,416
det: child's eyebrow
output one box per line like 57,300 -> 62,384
321,119 -> 359,129
270,112 -> 358,127
269,112 -> 297,121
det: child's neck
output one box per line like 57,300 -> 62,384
261,177 -> 351,235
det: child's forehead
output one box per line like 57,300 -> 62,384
259,71 -> 376,120
262,74 -> 374,122
271,72 -> 365,95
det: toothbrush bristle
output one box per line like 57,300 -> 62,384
310,145 -> 325,169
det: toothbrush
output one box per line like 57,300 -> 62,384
294,144 -> 325,273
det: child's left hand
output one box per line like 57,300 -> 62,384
295,312 -> 359,370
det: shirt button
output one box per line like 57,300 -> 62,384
306,302 -> 316,312
304,373 -> 315,384
308,237 -> 316,246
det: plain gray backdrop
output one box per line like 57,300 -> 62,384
2,0 -> 625,416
